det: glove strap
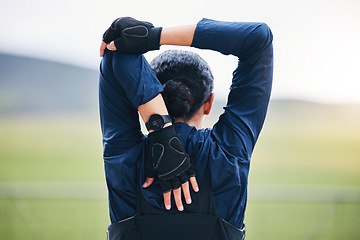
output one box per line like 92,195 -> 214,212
147,27 -> 163,51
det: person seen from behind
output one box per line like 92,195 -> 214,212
99,16 -> 273,240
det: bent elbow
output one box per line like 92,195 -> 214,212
240,23 -> 273,60
254,23 -> 272,43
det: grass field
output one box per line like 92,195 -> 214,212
0,101 -> 360,239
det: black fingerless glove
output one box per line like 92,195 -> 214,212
102,17 -> 162,54
145,125 -> 195,193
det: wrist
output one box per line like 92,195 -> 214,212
145,114 -> 174,132
149,123 -> 172,133
148,27 -> 163,51
148,122 -> 172,133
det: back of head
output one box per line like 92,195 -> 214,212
150,50 -> 214,120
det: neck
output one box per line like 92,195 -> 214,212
174,112 -> 204,130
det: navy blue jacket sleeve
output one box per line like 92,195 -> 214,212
191,18 -> 273,162
99,51 -> 163,156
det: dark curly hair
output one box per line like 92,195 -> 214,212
150,50 -> 214,120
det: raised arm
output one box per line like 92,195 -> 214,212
100,18 -> 199,212
149,19 -> 273,162
145,19 -> 273,162
191,19 -> 273,161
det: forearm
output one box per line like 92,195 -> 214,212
139,25 -> 196,130
160,19 -> 272,61
160,25 -> 196,46
138,94 -> 171,133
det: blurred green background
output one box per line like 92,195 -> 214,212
1,53 -> 360,240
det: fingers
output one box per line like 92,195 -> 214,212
163,191 -> 171,210
167,181 -> 193,212
190,176 -> 199,192
161,177 -> 198,211
100,40 -> 117,57
142,177 -> 154,188
100,41 -> 107,57
107,41 -> 117,51
181,181 -> 192,205
173,187 -> 184,211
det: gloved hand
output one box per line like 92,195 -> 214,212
145,125 -> 195,193
102,17 -> 162,54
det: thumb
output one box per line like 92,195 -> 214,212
106,41 -> 117,51
142,177 -> 155,188
100,41 -> 107,57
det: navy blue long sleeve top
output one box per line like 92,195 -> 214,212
99,18 -> 273,229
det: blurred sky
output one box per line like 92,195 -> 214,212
0,0 -> 359,103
